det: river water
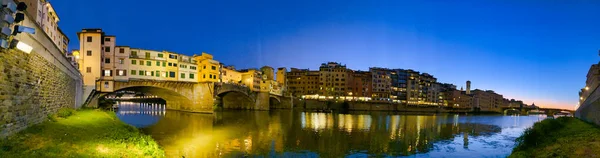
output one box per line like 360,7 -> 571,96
115,101 -> 545,158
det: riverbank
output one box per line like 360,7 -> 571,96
0,109 -> 164,157
510,117 -> 600,157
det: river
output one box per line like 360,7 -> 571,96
115,101 -> 545,158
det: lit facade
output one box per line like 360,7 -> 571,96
287,68 -> 320,97
77,29 -> 205,93
240,69 -> 262,91
195,53 -> 220,83
221,66 -> 242,84
370,67 -> 393,100
319,62 -> 351,97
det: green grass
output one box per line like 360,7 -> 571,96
0,109 -> 165,158
510,117 -> 600,158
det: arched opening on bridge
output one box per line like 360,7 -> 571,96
105,86 -> 194,111
216,91 -> 254,110
269,97 -> 281,109
504,109 -> 521,115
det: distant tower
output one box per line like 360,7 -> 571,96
466,80 -> 471,95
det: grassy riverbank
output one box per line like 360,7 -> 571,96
0,109 -> 164,157
510,117 -> 600,158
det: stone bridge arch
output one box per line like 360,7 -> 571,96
107,81 -> 214,113
503,108 -> 521,115
214,83 -> 258,109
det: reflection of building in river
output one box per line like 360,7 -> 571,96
141,111 -> 502,157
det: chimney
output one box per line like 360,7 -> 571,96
466,80 -> 471,95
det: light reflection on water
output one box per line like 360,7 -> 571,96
115,102 -> 545,158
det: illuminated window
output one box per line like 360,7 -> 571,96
117,70 -> 125,76
103,70 -> 111,77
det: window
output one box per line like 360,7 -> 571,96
169,54 -> 177,59
189,74 -> 195,79
169,72 -> 176,78
203,66 -> 206,69
131,60 -> 137,65
103,70 -> 111,77
151,71 -> 154,76
181,73 -> 185,79
86,36 -> 92,42
139,70 -> 145,76
146,61 -> 151,66
131,51 -> 137,56
86,50 -> 92,56
117,70 -> 126,76
118,58 -> 124,64
139,60 -> 143,65
158,53 -> 163,58
162,62 -> 166,67
104,47 -> 110,52
190,66 -> 197,70
104,82 -> 109,88
104,58 -> 110,63
156,61 -> 160,66
105,38 -> 110,41
145,52 -> 150,59
155,71 -> 160,77
168,63 -> 172,66
209,74 -> 212,79
86,67 -> 91,73
131,70 -> 136,75
119,48 -> 124,53
203,74 -> 206,78
173,63 -> 177,67
211,66 -> 216,70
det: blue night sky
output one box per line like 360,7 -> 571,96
52,0 -> 600,109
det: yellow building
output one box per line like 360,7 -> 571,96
241,69 -> 262,91
221,66 -> 242,84
194,53 -> 220,83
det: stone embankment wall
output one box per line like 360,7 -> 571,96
0,49 -> 80,137
576,84 -> 600,125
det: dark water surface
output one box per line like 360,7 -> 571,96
115,101 -> 545,158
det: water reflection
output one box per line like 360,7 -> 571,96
116,101 -> 166,128
116,103 -> 544,158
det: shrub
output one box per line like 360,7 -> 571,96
56,108 -> 76,118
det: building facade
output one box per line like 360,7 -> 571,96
77,29 -> 206,93
319,62 -> 351,97
287,68 -> 319,97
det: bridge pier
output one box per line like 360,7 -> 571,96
255,92 -> 270,110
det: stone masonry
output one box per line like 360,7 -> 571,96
0,49 -> 78,138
